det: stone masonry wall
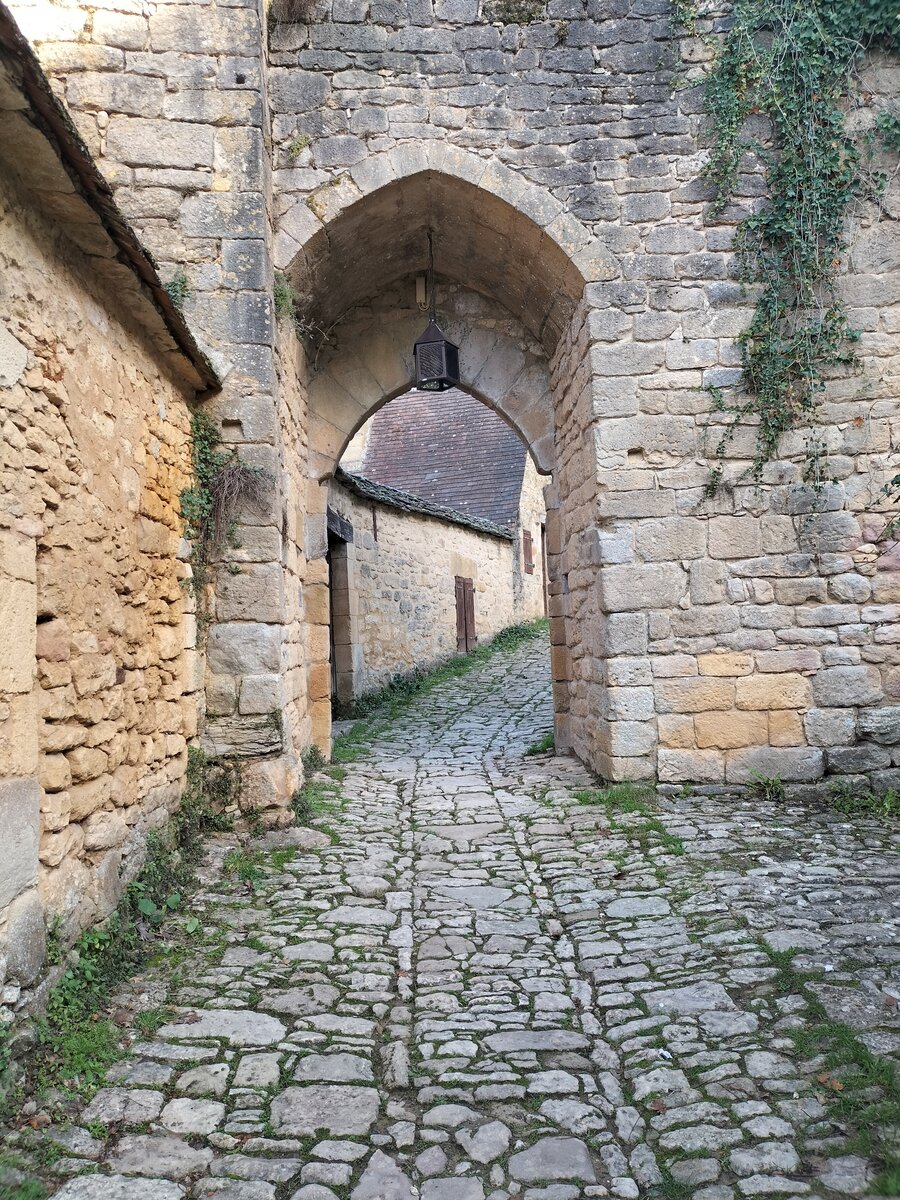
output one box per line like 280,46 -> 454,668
328,477 -> 546,695
12,0 -> 900,788
0,169 -> 199,1017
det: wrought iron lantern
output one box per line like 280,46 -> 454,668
413,231 -> 459,392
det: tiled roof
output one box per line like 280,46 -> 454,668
335,469 -> 513,541
356,389 -> 527,528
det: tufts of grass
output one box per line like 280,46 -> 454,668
291,778 -> 342,826
525,730 -> 555,757
223,849 -> 265,885
828,781 -> 899,822
574,782 -> 684,856
270,848 -> 296,872
301,743 -> 327,774
746,770 -> 786,803
334,619 -> 548,722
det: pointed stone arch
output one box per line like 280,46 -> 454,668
280,147 -> 635,779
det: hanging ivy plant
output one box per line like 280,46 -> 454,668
684,0 -> 899,495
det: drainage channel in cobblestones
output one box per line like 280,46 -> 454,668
11,632 -> 900,1200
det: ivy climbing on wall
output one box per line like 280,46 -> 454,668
683,0 -> 899,501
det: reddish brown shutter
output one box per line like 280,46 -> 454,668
455,576 -> 477,653
455,576 -> 466,652
523,529 -> 534,574
464,577 -> 476,651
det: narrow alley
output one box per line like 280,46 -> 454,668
38,634 -> 900,1199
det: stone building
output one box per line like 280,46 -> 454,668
1,0 -> 900,1006
329,388 -> 548,700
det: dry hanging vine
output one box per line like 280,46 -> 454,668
685,0 -> 899,496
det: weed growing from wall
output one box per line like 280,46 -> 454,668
163,267 -> 192,311
180,409 -> 270,631
682,0 -> 899,493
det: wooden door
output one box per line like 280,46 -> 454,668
455,576 -> 476,653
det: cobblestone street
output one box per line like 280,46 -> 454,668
42,634 -> 900,1199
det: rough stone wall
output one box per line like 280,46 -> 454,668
7,0 -> 305,797
0,170 -> 199,1013
328,478 -> 543,695
514,454 -> 548,618
12,0 -> 900,788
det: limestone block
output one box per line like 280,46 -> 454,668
0,321 -> 27,387
829,573 -> 872,603
600,563 -> 688,612
604,687 -> 654,721
725,747 -> 825,783
40,823 -> 84,868
597,613 -> 648,658
827,745 -> 891,773
0,692 -> 38,775
857,707 -> 900,744
735,674 -> 813,711
0,778 -> 39,910
228,524 -> 282,563
652,655 -> 698,679
658,749 -> 724,783
708,517 -> 762,560
106,116 -> 214,169
697,652 -> 753,677
658,715 -> 694,749
309,661 -> 331,702
70,653 -> 116,698
754,649 -> 820,673
40,788 -> 72,833
607,721 -> 655,757
634,517 -> 706,562
655,678 -> 735,714
241,754 -> 301,814
206,674 -> 237,717
40,754 -> 72,793
0,578 -> 35,692
606,657 -> 653,687
812,666 -> 883,707
35,618 -> 70,662
207,623 -> 282,675
217,565 -> 285,624
39,854 -> 94,938
804,707 -> 856,747
689,560 -> 727,605
155,624 -> 183,661
82,809 -> 128,851
201,713 -> 283,759
239,674 -> 283,715
69,777 -> 113,821
68,745 -> 109,783
768,710 -> 805,747
2,887 -> 45,986
694,711 -> 768,750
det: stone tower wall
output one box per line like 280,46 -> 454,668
9,0 -> 900,790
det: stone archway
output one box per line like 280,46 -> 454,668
278,153 -> 615,768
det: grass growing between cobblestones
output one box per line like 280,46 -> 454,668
757,941 -> 900,1193
332,618 -> 548,725
573,782 -> 686,859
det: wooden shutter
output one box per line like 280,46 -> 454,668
455,576 -> 467,652
455,576 -> 477,653
523,529 -> 534,574
464,577 -> 476,651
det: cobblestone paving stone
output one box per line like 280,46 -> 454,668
43,634 -> 900,1199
